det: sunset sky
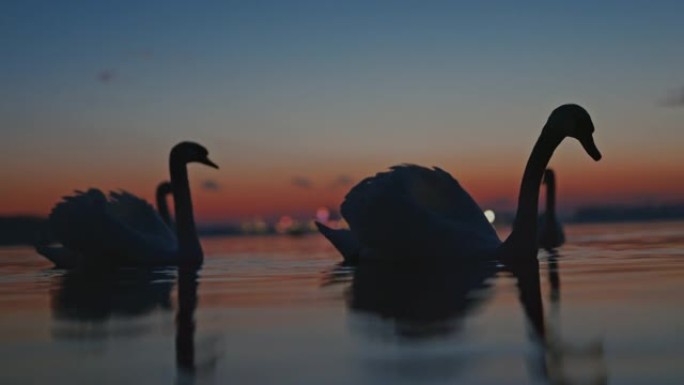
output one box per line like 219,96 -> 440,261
2,1 -> 683,222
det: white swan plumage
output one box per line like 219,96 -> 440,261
317,104 -> 601,264
36,142 -> 217,269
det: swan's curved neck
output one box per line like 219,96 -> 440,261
156,187 -> 172,227
544,173 -> 557,219
504,127 -> 562,256
170,158 -> 203,265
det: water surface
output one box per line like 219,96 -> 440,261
0,221 -> 682,384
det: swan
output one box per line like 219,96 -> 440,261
538,169 -> 565,250
317,104 -> 601,265
36,142 -> 218,269
155,181 -> 173,227
37,181 -> 176,268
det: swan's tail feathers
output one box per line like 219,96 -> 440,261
35,245 -> 82,269
315,222 -> 360,265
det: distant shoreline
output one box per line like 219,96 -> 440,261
3,204 -> 684,245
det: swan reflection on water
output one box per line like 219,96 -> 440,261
349,257 -> 496,338
176,266 -> 198,374
323,246 -> 607,384
174,266 -> 223,385
533,250 -> 607,385
50,268 -> 175,339
48,264 -> 219,383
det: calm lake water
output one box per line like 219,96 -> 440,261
1,221 -> 682,384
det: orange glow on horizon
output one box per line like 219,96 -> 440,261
2,135 -> 683,223
4,155 -> 682,223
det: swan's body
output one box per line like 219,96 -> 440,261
37,182 -> 175,268
318,166 -> 501,264
36,142 -> 217,269
538,169 -> 565,250
317,104 -> 601,264
37,189 -> 178,268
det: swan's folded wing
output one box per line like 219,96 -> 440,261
341,165 -> 499,258
108,191 -> 176,244
49,189 -> 178,266
107,191 -> 178,263
396,165 -> 493,225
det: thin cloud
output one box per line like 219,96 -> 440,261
660,86 -> 684,107
201,179 -> 221,192
330,175 -> 354,189
97,69 -> 116,84
291,176 -> 313,189
131,49 -> 154,60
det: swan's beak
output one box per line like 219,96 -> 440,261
580,135 -> 602,161
200,157 -> 219,169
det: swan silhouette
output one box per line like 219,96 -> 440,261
155,181 -> 173,227
538,169 -> 565,250
317,104 -> 601,264
36,142 -> 218,269
37,181 -> 176,268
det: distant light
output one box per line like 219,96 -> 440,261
276,215 -> 295,234
241,217 -> 268,234
315,207 -> 330,223
484,209 -> 496,224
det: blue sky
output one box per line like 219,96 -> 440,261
1,0 -> 683,219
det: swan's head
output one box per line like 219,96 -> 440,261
547,104 -> 602,161
156,181 -> 172,196
171,142 -> 219,169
